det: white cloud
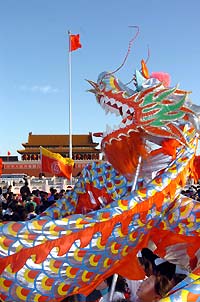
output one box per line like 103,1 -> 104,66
19,85 -> 60,94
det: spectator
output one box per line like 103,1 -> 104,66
20,180 -> 31,201
48,187 -> 57,205
38,191 -> 49,213
6,185 -> 13,194
32,189 -> 41,205
59,189 -> 66,199
0,187 -> 6,208
136,274 -> 173,302
27,203 -> 37,220
26,194 -> 37,208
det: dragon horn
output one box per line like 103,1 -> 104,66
141,59 -> 149,79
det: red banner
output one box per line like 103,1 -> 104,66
41,147 -> 74,179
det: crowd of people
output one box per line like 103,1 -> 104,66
0,180 -> 66,221
1,181 -> 199,223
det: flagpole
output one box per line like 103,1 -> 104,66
67,31 -> 81,184
68,30 -> 73,160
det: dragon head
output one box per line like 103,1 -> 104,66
88,61 -> 199,179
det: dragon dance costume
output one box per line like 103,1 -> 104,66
0,46 -> 200,302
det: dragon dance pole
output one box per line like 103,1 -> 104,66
131,155 -> 142,192
109,156 -> 142,301
109,273 -> 118,302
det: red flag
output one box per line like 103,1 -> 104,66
40,147 -> 74,179
70,34 -> 82,52
0,158 -> 2,175
7,151 -> 11,156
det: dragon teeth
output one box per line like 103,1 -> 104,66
109,98 -> 116,105
104,96 -> 110,104
126,119 -> 132,126
116,101 -> 122,107
129,107 -> 134,114
109,106 -> 120,116
100,96 -> 105,106
119,122 -> 126,128
122,104 -> 129,117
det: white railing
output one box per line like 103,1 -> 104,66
0,177 -> 78,194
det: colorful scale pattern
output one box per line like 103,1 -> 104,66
0,128 -> 200,302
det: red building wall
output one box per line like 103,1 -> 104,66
2,161 -> 99,177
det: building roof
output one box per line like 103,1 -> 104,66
21,132 -> 98,147
17,132 -> 100,154
17,147 -> 100,154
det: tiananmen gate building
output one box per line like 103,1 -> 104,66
2,132 -> 101,177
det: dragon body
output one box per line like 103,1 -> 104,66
0,63 -> 200,302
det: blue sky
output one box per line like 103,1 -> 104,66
1,0 -> 200,156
